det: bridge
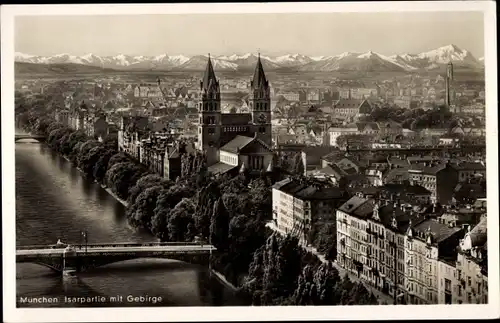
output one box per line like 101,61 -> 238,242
16,242 -> 216,273
15,134 -> 46,142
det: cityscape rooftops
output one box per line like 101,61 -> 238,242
381,183 -> 431,196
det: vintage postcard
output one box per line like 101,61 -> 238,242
1,2 -> 498,322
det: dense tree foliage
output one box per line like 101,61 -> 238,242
363,105 -> 457,130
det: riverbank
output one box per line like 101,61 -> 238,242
101,184 -> 129,207
61,147 -> 237,292
211,269 -> 238,292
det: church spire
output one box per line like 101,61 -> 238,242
251,53 -> 268,89
202,54 -> 218,92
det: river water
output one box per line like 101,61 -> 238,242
15,139 -> 244,307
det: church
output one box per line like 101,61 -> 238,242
197,54 -> 274,175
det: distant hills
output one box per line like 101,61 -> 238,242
15,44 -> 484,73
15,62 -> 117,75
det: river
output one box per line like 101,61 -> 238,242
15,138 -> 245,307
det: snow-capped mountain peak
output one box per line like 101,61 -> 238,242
14,45 -> 483,72
417,44 -> 479,67
358,51 -> 376,59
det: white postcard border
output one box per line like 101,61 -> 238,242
2,2 -> 498,322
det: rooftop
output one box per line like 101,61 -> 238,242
413,218 -> 462,244
381,183 -> 431,196
207,162 -> 237,175
469,217 -> 487,248
276,178 -> 344,200
220,135 -> 255,154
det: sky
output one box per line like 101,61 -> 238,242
15,12 -> 485,58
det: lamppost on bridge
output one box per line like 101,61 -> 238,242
81,230 -> 88,253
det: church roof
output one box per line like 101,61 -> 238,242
207,162 -> 238,175
202,55 -> 218,92
251,54 -> 268,89
220,135 -> 255,153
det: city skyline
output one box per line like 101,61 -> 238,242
15,12 -> 484,58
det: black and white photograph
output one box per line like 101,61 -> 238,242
1,2 -> 498,322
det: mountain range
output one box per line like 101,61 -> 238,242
15,44 -> 483,73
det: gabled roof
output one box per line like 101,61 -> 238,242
219,135 -> 255,154
239,138 -> 273,154
207,162 -> 238,175
338,196 -> 371,216
383,167 -> 410,183
356,121 -> 379,132
452,162 -> 486,171
413,218 -> 462,244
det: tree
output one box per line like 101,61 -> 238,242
93,149 -> 118,183
59,130 -> 88,156
194,182 -> 221,238
107,152 -> 131,169
127,174 -> 169,205
312,222 -> 337,261
209,198 -> 230,250
105,161 -> 143,200
243,233 -> 304,304
151,204 -> 169,241
292,262 -> 340,305
79,145 -> 107,178
77,140 -> 101,169
128,185 -> 164,229
167,198 -> 196,241
248,178 -> 272,220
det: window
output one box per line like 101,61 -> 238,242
445,278 -> 451,292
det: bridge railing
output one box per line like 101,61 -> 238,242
17,241 -> 208,250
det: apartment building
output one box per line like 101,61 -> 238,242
404,218 -> 463,304
335,195 -> 478,305
456,217 -> 488,304
408,162 -> 459,204
336,196 -> 419,302
272,178 -> 346,245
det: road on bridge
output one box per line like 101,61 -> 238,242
16,245 -> 216,256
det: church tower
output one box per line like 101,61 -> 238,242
198,55 -> 221,166
249,54 -> 272,147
